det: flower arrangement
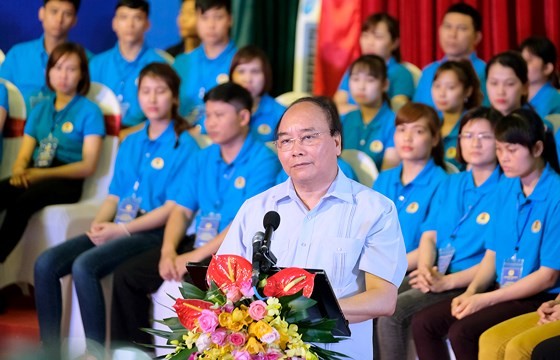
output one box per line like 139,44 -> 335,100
145,254 -> 348,360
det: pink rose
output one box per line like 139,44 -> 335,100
265,350 -> 282,360
188,353 -> 199,360
211,328 -> 227,346
198,309 -> 219,333
248,300 -> 267,321
232,350 -> 252,360
228,332 -> 247,347
240,280 -> 254,298
260,328 -> 279,344
226,285 -> 243,302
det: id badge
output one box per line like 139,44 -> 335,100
119,100 -> 130,120
114,196 -> 142,224
34,134 -> 58,168
500,256 -> 524,287
437,244 -> 456,274
194,213 -> 221,248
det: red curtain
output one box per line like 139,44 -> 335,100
313,0 -> 560,96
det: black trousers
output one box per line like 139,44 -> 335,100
531,336 -> 560,360
0,176 -> 83,262
110,235 -> 199,346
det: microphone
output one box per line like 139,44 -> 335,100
251,231 -> 265,287
260,211 -> 280,254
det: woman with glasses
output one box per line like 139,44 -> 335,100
376,107 -> 504,360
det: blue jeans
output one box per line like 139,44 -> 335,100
34,228 -> 164,351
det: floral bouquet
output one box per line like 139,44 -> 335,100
145,254 -> 348,360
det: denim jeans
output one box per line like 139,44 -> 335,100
34,228 -> 164,353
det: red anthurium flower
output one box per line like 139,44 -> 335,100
263,268 -> 315,298
173,299 -> 217,331
206,254 -> 252,294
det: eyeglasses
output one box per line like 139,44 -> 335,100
274,132 -> 328,151
458,133 -> 495,142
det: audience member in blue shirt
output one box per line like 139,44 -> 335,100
109,82 -> 281,346
89,0 -> 166,137
174,0 -> 236,122
0,43 -> 105,265
413,3 -> 487,108
0,83 -> 8,161
342,55 -> 399,170
520,37 -> 560,120
229,46 -> 286,142
377,107 -> 504,360
432,60 -> 483,170
412,109 -> 560,360
0,0 -> 83,112
374,103 -> 448,273
334,13 -> 414,115
34,63 -> 199,355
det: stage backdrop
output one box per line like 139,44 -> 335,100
314,0 -> 560,96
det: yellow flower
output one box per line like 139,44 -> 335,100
182,331 -> 199,349
266,297 -> 281,317
248,320 -> 273,339
245,336 -> 265,354
306,350 -> 319,360
219,312 -> 233,328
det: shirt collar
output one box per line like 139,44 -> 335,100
441,51 -> 479,64
531,82 -> 554,103
466,165 -> 502,193
211,132 -> 257,166
113,42 -> 148,64
387,56 -> 397,67
253,94 -> 273,117
515,163 -> 554,202
390,159 -> 439,187
278,168 -> 355,205
138,121 -> 176,142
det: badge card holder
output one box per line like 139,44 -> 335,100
34,134 -> 59,168
437,244 -> 456,274
500,256 -> 524,287
114,195 -> 142,224
195,213 -> 221,248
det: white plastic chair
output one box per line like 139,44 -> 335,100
445,161 -> 461,174
340,149 -> 379,187
0,78 -> 26,179
275,91 -> 311,107
155,49 -> 175,65
0,49 -> 5,66
403,62 -> 422,88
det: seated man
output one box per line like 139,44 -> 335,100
413,3 -> 487,107
110,82 -> 281,347
218,96 -> 407,359
89,0 -> 166,136
0,0 -> 85,112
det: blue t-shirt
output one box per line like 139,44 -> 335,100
173,42 -> 236,120
488,165 -> 560,293
529,83 -> 560,120
413,52 -> 488,108
89,43 -> 166,127
341,102 -> 396,169
250,94 -> 286,142
442,118 -> 465,171
338,57 -> 415,104
421,166 -> 503,273
374,159 -> 448,253
24,95 -> 105,164
0,82 -> 7,160
276,160 -> 358,184
0,36 -> 93,113
108,122 -> 199,213
171,133 -> 280,232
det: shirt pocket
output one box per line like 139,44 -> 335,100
328,237 -> 364,295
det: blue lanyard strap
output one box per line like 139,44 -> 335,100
514,198 -> 533,254
449,194 -> 483,241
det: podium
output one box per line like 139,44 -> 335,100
186,263 -> 351,337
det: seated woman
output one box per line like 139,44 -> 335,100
432,60 -> 483,170
479,292 -> 560,360
33,63 -> 200,356
0,82 -> 8,162
411,109 -> 560,360
376,107 -> 504,360
373,102 -> 448,274
0,42 -> 105,264
341,54 -> 399,170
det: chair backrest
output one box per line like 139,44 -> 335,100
402,62 -> 422,88
155,49 -> 175,65
545,113 -> 560,134
81,82 -> 122,201
191,133 -> 212,149
0,49 -> 5,66
340,149 -> 379,187
275,91 -> 311,107
0,79 -> 26,178
445,161 -> 460,174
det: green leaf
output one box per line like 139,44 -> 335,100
152,317 -> 185,331
166,347 -> 198,360
179,281 -> 206,300
141,327 -> 174,340
309,345 -> 352,359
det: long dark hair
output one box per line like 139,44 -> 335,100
362,13 -> 401,62
455,107 -> 503,165
138,63 -> 191,136
46,42 -> 90,96
349,55 -> 390,106
433,60 -> 482,110
520,36 -> 560,89
495,108 -> 560,174
486,51 -> 529,106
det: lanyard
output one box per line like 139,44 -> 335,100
214,159 -> 237,211
49,96 -> 77,134
449,193 -> 483,241
514,197 -> 533,255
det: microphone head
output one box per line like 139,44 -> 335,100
252,231 -> 265,244
263,211 -> 280,231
